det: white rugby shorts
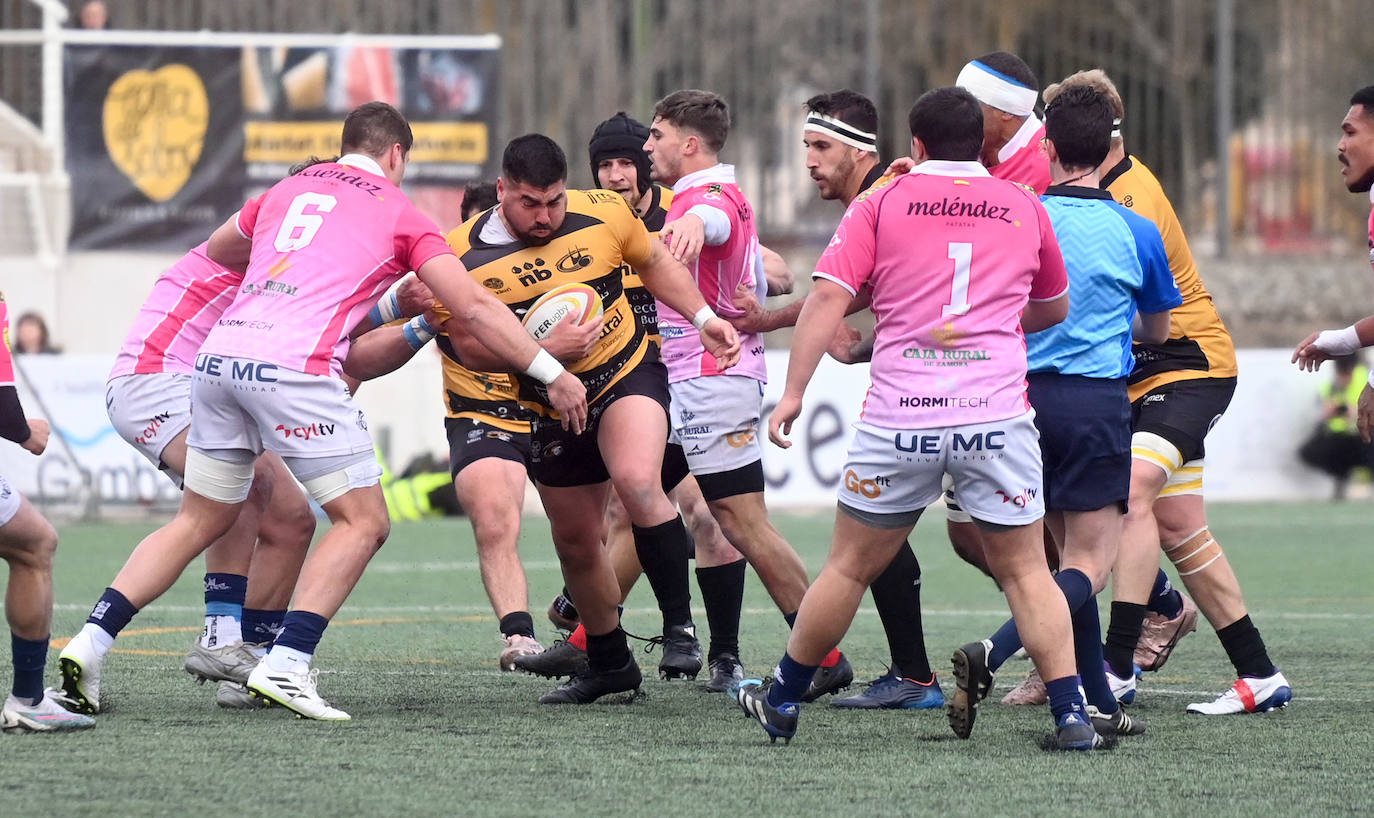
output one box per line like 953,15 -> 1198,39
839,412 -> 1045,527
187,354 -> 375,461
668,375 -> 764,475
0,472 -> 21,527
106,373 -> 194,483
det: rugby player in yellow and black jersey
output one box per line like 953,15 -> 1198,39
1043,71 -> 1288,715
442,133 -> 740,705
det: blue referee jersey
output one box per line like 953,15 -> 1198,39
1028,185 -> 1182,378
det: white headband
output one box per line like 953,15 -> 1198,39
803,113 -> 878,152
956,60 -> 1037,117
1111,117 -> 1122,140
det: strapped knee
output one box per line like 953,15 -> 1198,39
1163,527 -> 1223,576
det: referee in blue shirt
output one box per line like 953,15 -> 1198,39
950,85 -> 1181,744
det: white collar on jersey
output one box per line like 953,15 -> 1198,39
909,159 -> 991,178
672,163 -> 736,194
338,153 -> 386,177
997,114 -> 1043,164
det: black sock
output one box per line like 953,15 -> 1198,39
632,516 -> 694,630
696,560 -> 745,661
1104,601 -> 1148,678
869,541 -> 933,683
1216,615 -> 1277,678
585,627 -> 632,672
499,611 -> 535,639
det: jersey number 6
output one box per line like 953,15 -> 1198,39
273,192 -> 338,253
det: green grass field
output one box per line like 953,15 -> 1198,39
6,502 -> 1372,817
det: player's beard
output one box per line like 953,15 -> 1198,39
514,223 -> 555,246
815,154 -> 856,201
1345,163 -> 1374,193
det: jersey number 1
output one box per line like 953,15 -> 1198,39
273,192 -> 338,252
942,242 -> 973,316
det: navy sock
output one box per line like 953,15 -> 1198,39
86,587 -> 139,639
1147,569 -> 1184,619
869,541 -> 934,683
1044,674 -> 1087,721
241,608 -> 285,644
585,627 -> 632,672
499,611 -> 535,639
10,633 -> 48,704
696,560 -> 745,661
1216,615 -> 1278,678
1072,596 -> 1115,712
783,611 -> 797,628
632,517 -> 694,629
987,568 -> 1094,672
1104,601 -> 1147,678
766,652 -> 816,707
273,610 -> 330,656
203,573 -> 247,619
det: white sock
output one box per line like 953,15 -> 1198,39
265,645 -> 312,673
200,615 -> 243,649
80,622 -> 115,658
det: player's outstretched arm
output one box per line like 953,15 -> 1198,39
1293,315 -> 1374,371
639,242 -> 741,368
729,282 -> 871,334
343,316 -> 435,381
770,278 -> 851,448
417,254 -> 587,433
350,276 -> 435,340
760,245 -> 795,295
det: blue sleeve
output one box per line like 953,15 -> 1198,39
1116,204 -> 1182,314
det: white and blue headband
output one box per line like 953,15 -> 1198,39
956,60 -> 1038,117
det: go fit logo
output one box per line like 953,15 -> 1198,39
275,422 -> 336,440
843,469 -> 889,498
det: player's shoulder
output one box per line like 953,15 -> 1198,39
568,187 -> 637,220
444,215 -> 480,254
656,184 -> 674,210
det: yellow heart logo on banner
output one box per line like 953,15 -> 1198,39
102,64 -> 209,202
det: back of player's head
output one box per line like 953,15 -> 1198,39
908,87 -> 984,161
1044,86 -> 1114,171
1350,86 -> 1374,117
653,90 -> 731,153
288,155 -> 340,176
804,90 -> 880,150
588,112 -> 652,194
341,102 -> 413,158
461,180 -> 498,220
502,134 -> 568,189
1044,69 -> 1126,141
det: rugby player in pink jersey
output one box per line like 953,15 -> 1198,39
0,293 -> 95,733
105,236 -> 316,710
734,87 -> 1099,751
59,102 -> 587,721
646,89 -> 855,700
957,51 -> 1051,195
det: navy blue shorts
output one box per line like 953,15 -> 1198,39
1027,373 -> 1131,512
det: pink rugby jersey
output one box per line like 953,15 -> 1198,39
0,295 -> 13,387
1367,191 -> 1373,272
813,160 -> 1068,429
109,243 -> 242,378
203,154 -> 451,377
657,164 -> 768,384
990,116 -> 1050,195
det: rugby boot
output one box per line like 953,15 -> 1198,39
1,690 -> 96,733
513,639 -> 589,679
704,652 -> 745,693
1186,671 -> 1292,715
948,640 -> 994,739
734,679 -> 799,744
1134,592 -> 1198,671
801,653 -> 854,702
538,657 -> 643,704
832,667 -> 944,710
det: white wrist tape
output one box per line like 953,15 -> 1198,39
524,348 -> 565,385
1313,325 -> 1361,357
691,306 -> 717,331
402,315 -> 436,350
1367,367 -> 1374,391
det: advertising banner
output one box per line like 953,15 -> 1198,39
65,38 -> 500,250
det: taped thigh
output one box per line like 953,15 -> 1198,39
1131,431 -> 1184,478
183,447 -> 255,504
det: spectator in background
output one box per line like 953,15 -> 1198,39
14,312 -> 58,355
1298,353 -> 1374,500
460,180 -> 497,221
78,1 -> 109,30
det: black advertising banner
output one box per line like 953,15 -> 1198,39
65,40 -> 501,250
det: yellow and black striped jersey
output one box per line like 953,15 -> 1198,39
1103,155 -> 1238,400
434,188 -> 655,420
619,184 -> 674,345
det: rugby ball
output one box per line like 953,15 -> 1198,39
522,283 -> 604,340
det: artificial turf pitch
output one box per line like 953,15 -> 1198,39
5,502 -> 1371,817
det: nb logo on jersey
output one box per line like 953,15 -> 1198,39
556,247 -> 594,273
482,277 -> 504,290
514,259 -> 552,286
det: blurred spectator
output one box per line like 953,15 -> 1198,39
14,312 -> 59,355
460,180 -> 497,221
1298,352 -> 1374,499
78,1 -> 109,30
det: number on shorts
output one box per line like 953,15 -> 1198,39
942,242 -> 973,316
273,192 -> 338,252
